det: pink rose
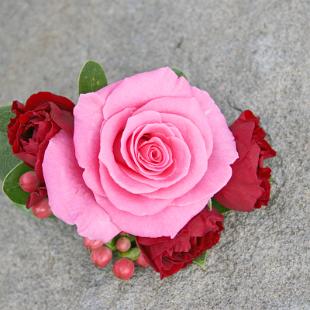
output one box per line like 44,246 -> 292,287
43,68 -> 238,242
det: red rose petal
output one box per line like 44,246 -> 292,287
215,110 -> 276,212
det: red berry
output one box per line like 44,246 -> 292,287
83,237 -> 103,250
136,253 -> 149,268
91,246 -> 112,269
116,237 -> 131,252
19,171 -> 39,193
31,199 -> 52,219
113,258 -> 134,280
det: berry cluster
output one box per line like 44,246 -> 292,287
19,171 -> 148,280
84,234 -> 149,280
19,171 -> 52,219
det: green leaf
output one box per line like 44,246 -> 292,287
78,60 -> 108,94
0,105 -> 12,132
193,251 -> 208,269
105,238 -> 117,251
171,67 -> 187,79
212,199 -> 230,214
118,247 -> 140,261
2,162 -> 31,206
0,105 -> 19,180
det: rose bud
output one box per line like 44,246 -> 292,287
19,171 -> 39,193
90,246 -> 112,269
116,236 -> 131,252
136,253 -> 149,268
31,198 -> 53,219
83,237 -> 104,250
113,258 -> 135,280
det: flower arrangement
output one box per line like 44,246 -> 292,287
0,61 -> 276,280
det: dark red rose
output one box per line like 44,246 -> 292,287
136,208 -> 224,279
7,92 -> 74,181
214,110 -> 276,212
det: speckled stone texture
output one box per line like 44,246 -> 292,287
0,1 -> 309,309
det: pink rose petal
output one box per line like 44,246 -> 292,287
143,112 -> 209,200
134,96 -> 214,157
95,193 -> 209,238
103,67 -> 192,119
43,130 -> 120,242
99,108 -> 158,194
173,88 -> 239,205
99,164 -> 173,216
74,82 -> 119,196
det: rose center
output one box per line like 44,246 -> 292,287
149,147 -> 162,162
22,126 -> 35,140
139,144 -> 163,164
136,134 -> 172,173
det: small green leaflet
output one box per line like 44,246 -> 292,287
212,199 -> 230,214
78,60 -> 108,94
118,247 -> 140,261
105,234 -> 136,251
105,238 -> 117,251
171,67 -> 187,79
2,162 -> 31,206
193,251 -> 208,269
0,105 -> 19,180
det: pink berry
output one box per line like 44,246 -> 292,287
136,253 -> 149,268
113,258 -> 134,280
83,238 -> 103,250
91,246 -> 112,269
116,237 -> 131,252
31,198 -> 52,219
19,171 -> 39,193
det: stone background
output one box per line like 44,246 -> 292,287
0,0 -> 309,309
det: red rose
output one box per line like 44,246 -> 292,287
136,209 -> 224,279
215,110 -> 276,212
7,92 -> 74,181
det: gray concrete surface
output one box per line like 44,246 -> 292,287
0,0 -> 309,309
